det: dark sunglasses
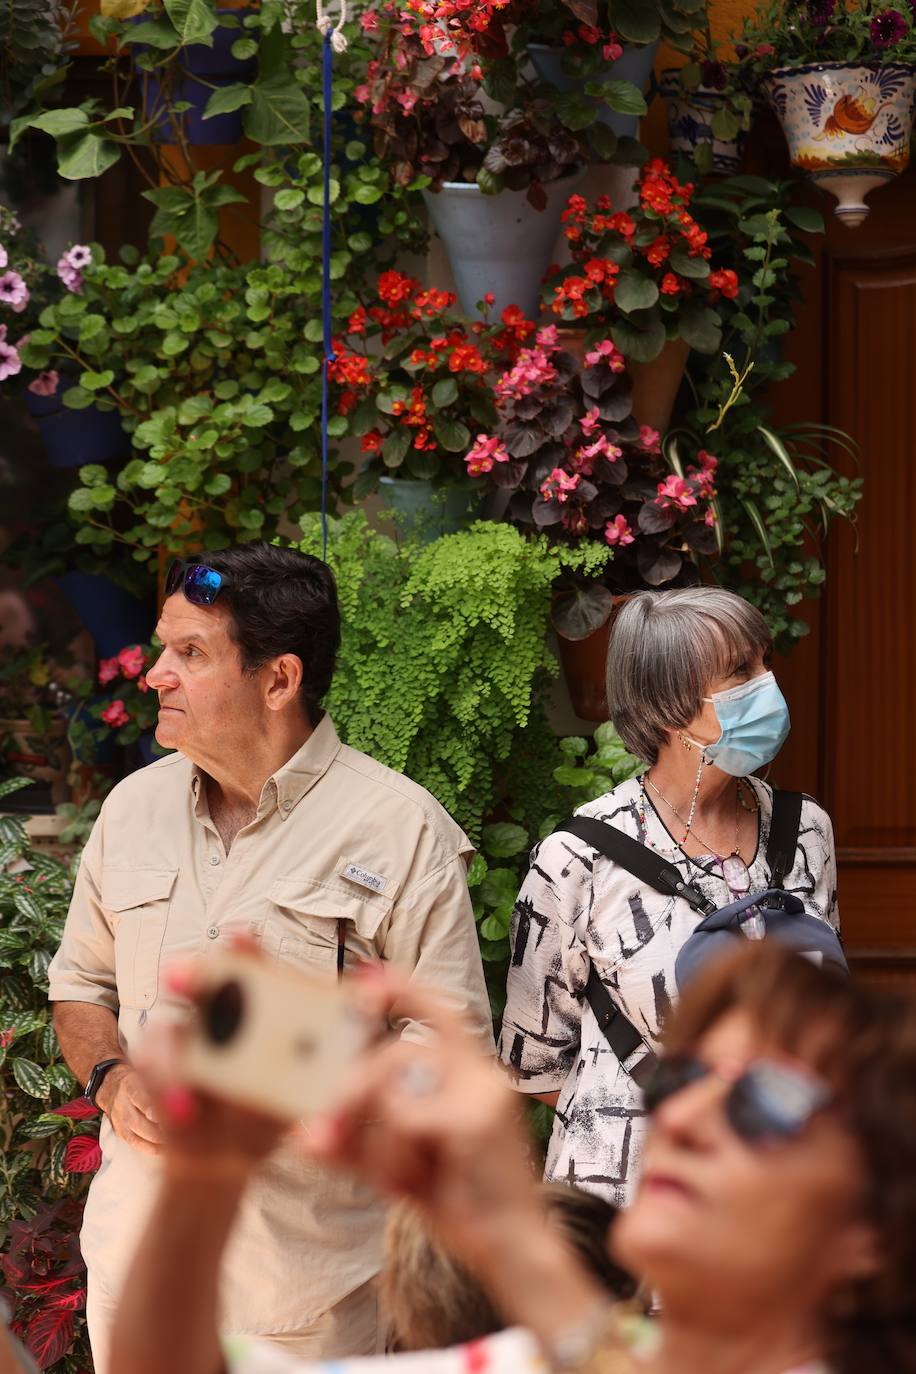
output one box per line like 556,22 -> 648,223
642,1055 -> 831,1146
164,559 -> 232,607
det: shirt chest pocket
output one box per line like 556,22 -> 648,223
102,868 -> 177,1010
268,874 -> 393,976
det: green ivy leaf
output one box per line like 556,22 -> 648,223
202,83 -> 253,120
481,822 -> 528,858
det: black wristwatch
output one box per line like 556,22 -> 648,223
84,1058 -> 125,1108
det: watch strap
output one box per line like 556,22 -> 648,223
84,1057 -> 125,1107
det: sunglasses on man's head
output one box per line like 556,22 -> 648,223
164,559 -> 232,607
641,1055 -> 832,1146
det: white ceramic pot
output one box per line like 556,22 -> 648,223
764,62 -> 916,227
423,169 -> 587,319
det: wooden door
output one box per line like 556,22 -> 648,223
771,167 -> 916,987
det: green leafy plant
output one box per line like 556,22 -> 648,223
0,777 -> 96,1372
296,512 -> 609,839
544,161 -> 737,362
0,0 -> 78,124
19,249 -> 361,563
663,178 -> 862,647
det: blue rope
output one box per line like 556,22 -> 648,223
320,28 -> 335,562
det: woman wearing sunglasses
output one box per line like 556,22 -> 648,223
499,587 -> 839,1207
110,944 -> 916,1374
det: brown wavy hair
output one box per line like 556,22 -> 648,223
665,945 -> 916,1374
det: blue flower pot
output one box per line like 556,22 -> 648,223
132,11 -> 257,146
659,68 -> 747,175
23,379 -> 126,469
528,41 -> 660,140
54,572 -> 153,660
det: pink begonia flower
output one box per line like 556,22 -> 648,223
639,424 -> 661,451
101,700 -> 129,728
98,657 -> 120,685
535,324 -> 559,350
0,271 -> 28,312
354,82 -> 371,103
579,406 -> 601,436
360,9 -> 379,30
656,474 -> 697,509
579,435 -> 622,463
465,433 -> 509,476
137,674 -> 149,693
585,338 -> 625,371
539,468 -> 581,504
495,345 -> 558,403
603,39 -> 624,60
696,448 -> 717,475
117,644 -> 146,679
0,332 -> 21,381
396,90 -> 418,113
604,515 -> 634,547
27,369 -> 59,397
0,246 -> 6,270
705,507 -> 717,527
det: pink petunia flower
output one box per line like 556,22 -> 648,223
117,644 -> 147,679
604,514 -> 634,547
0,246 -> 6,270
584,338 -> 626,371
56,254 -> 83,294
0,335 -> 21,380
0,271 -> 28,312
27,369 -> 59,397
64,244 -> 92,269
101,700 -> 129,728
98,657 -> 120,685
655,474 -> 697,510
639,424 -> 661,451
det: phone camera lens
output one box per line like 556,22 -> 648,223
205,979 -> 244,1046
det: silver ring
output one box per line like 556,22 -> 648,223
398,1060 -> 442,1099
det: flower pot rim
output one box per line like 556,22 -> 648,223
430,167 -> 586,194
764,59 -> 916,81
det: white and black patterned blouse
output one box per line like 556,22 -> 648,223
497,775 -> 839,1207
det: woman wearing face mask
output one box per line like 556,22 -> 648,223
499,587 -> 838,1207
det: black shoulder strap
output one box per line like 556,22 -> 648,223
557,815 -> 715,916
765,790 -> 803,890
584,964 -> 658,1087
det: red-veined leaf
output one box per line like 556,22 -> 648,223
48,1287 -> 87,1312
51,1097 -> 98,1120
64,1136 -> 102,1174
24,1306 -> 74,1369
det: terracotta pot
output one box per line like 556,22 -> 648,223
627,337 -> 690,433
763,62 -> 916,228
0,717 -> 70,803
555,594 -> 633,722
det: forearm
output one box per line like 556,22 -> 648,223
473,1209 -> 608,1352
110,1168 -> 248,1374
52,1002 -> 125,1110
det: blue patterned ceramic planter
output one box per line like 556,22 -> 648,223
764,62 -> 916,227
659,68 -> 746,174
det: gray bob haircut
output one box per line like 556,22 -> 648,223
606,588 -> 772,765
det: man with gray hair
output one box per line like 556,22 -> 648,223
498,587 -> 838,1205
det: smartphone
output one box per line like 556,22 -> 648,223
180,951 -> 376,1121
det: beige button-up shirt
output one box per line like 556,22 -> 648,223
48,714 -> 493,1335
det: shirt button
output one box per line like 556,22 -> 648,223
206,926 -> 219,940
281,800 -> 292,813
209,855 -> 220,866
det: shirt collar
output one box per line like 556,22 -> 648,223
190,713 -> 342,821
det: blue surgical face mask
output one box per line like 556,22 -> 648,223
699,671 -> 791,776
